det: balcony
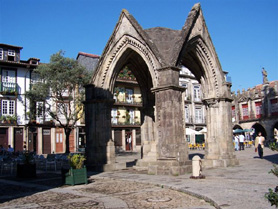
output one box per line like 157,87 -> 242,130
0,115 -> 17,125
0,82 -> 18,95
113,95 -> 142,107
185,116 -> 206,125
195,117 -> 206,124
111,116 -> 141,127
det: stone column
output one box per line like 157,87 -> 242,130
37,127 -> 43,155
146,67 -> 190,175
84,84 -> 117,171
132,129 -> 136,151
121,129 -> 125,150
140,106 -> 156,156
203,98 -> 238,168
51,128 -> 56,154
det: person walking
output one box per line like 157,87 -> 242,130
234,134 -> 239,151
239,133 -> 245,151
255,132 -> 265,159
128,135 -> 132,151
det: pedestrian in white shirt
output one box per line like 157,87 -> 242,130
239,133 -> 245,151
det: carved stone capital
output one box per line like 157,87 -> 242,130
203,98 -> 219,108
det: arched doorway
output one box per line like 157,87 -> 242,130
233,125 -> 243,130
85,3 -> 238,172
252,123 -> 267,138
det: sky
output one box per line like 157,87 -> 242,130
0,0 -> 277,92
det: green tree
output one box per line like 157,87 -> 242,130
26,51 -> 91,153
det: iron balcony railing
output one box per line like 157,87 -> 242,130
0,82 -> 18,94
185,116 -> 206,124
111,119 -> 140,126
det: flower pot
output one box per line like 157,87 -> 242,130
62,166 -> 88,186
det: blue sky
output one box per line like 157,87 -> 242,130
0,0 -> 277,92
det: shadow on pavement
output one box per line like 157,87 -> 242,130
262,153 -> 278,164
116,151 -> 139,156
0,172 -> 65,204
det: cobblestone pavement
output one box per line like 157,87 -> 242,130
0,147 -> 276,209
0,176 -> 214,209
98,147 -> 277,209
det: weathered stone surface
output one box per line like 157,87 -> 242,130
85,3 -> 237,173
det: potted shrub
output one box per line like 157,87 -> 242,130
63,154 -> 87,185
6,115 -> 17,124
17,151 -> 36,178
0,115 -> 6,123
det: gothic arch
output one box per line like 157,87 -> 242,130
85,3 -> 238,172
93,36 -> 160,91
252,123 -> 267,137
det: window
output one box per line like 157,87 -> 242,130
1,100 -> 15,115
0,48 -> 3,60
36,102 -> 44,118
8,50 -> 15,56
186,135 -> 190,142
232,106 -> 236,122
2,70 -> 16,83
242,104 -> 249,120
255,102 -> 262,118
111,108 -> 118,124
8,50 -> 15,61
270,98 -> 278,116
194,85 -> 201,102
1,70 -> 16,92
128,109 -> 135,124
31,72 -> 41,84
232,106 -> 235,118
126,89 -> 134,104
195,108 -> 203,123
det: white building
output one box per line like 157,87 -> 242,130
179,66 -> 206,144
0,43 -> 40,152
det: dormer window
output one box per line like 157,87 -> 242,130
8,50 -> 15,61
0,48 -> 3,60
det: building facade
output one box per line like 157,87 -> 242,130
0,44 -> 94,155
232,72 -> 278,142
0,43 -> 41,153
76,52 -> 100,152
111,66 -> 142,152
179,66 -> 206,144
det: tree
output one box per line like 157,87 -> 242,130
26,51 -> 91,153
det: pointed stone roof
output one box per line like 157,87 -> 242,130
142,3 -> 202,67
96,3 -> 205,75
144,27 -> 181,65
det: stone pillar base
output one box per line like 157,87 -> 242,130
147,159 -> 192,176
87,162 -> 126,172
202,158 -> 239,168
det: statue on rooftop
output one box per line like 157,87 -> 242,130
262,68 -> 269,84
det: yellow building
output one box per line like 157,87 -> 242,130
111,66 -> 142,151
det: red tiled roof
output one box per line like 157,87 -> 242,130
78,52 -> 100,58
254,81 -> 277,91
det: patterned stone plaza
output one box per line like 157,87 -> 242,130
0,147 -> 277,209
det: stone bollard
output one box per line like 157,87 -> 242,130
190,155 -> 205,179
192,155 -> 201,177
